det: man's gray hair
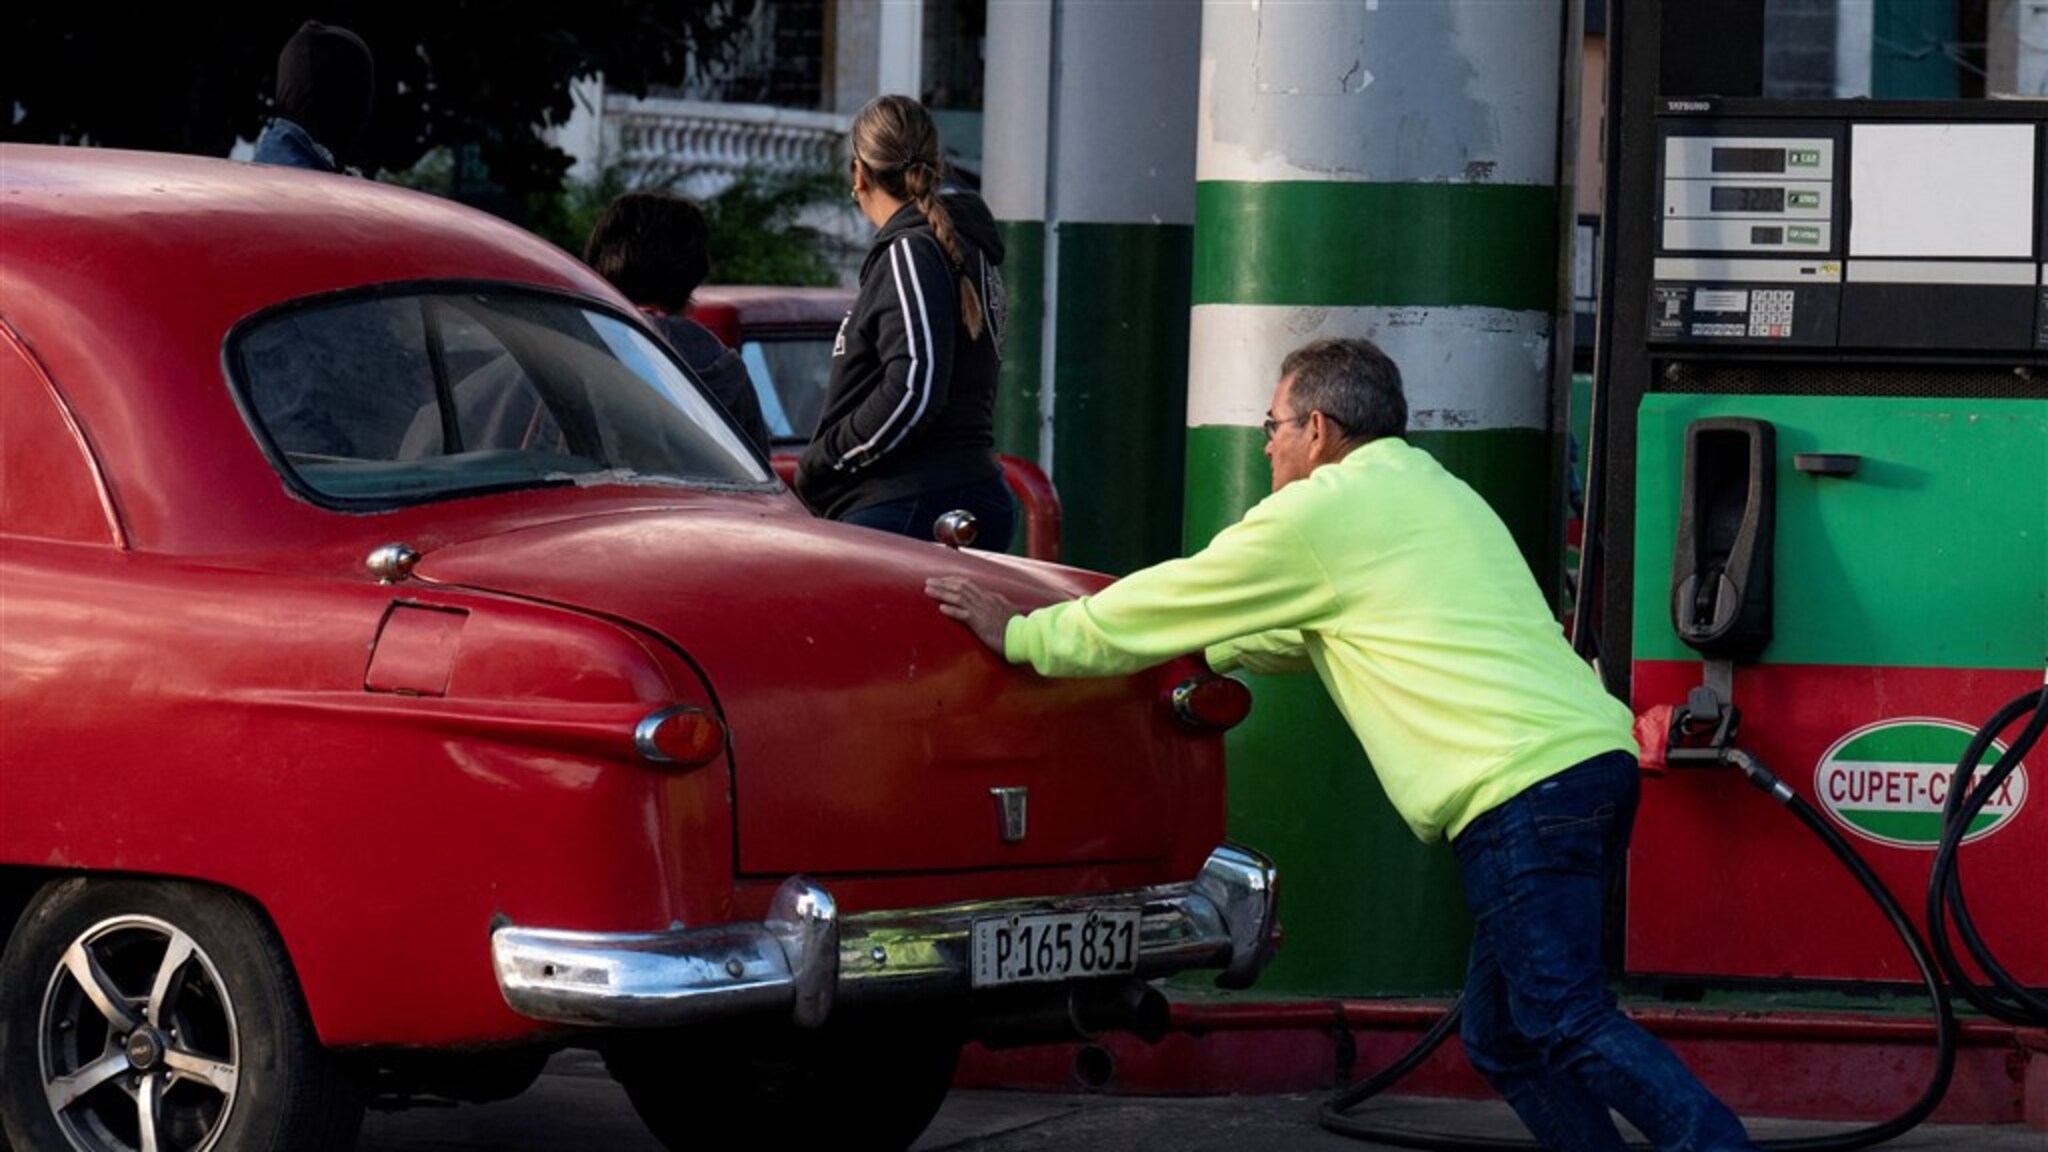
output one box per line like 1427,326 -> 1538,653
1279,337 -> 1407,443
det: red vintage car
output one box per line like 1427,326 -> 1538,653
0,146 -> 1275,1152
687,284 -> 1064,561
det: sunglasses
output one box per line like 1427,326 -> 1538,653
1262,413 -> 1310,440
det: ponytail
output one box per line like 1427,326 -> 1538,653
852,94 -> 987,342
902,163 -> 985,341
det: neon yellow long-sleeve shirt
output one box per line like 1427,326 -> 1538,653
1004,437 -> 1635,843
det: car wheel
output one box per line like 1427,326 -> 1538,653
604,1007 -> 962,1152
0,877 -> 363,1152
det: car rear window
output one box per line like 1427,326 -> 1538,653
231,289 -> 771,506
739,336 -> 834,444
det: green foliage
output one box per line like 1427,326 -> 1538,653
382,147 -> 455,194
526,162 -> 845,286
700,167 -> 845,287
522,163 -> 639,260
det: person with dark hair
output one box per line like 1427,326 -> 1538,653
240,20 -> 395,456
795,93 -> 1013,550
253,20 -> 375,175
927,337 -> 1760,1152
584,191 -> 770,456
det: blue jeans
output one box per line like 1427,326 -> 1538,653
839,475 -> 1016,553
1451,751 -> 1758,1152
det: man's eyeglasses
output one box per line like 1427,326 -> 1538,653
1262,413 -> 1311,440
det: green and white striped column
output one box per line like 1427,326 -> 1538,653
1192,0 -> 1572,994
983,0 -> 1201,575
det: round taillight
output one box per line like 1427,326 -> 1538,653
1171,675 -> 1253,731
634,706 -> 727,767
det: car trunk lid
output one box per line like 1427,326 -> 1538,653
413,501 -> 1197,877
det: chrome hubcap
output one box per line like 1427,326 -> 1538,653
122,1029 -> 166,1072
39,914 -> 240,1152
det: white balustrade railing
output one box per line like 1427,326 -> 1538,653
575,89 -> 850,197
549,81 -> 866,281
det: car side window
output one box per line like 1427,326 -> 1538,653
0,338 -> 116,544
394,306 -> 568,460
240,298 -> 439,461
230,289 -> 770,506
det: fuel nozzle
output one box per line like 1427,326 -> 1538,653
1660,683 -> 1791,800
1666,684 -> 1739,767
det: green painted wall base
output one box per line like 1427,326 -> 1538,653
993,219 -> 1194,576
993,221 -> 1045,468
1054,223 -> 1195,575
1220,672 -> 1472,995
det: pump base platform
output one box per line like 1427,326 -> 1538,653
955,995 -> 2048,1130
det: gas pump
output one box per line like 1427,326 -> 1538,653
1605,67 -> 2047,1006
1324,3 -> 2046,1144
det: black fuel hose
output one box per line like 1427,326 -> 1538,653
1319,748 -> 1956,1151
1926,685 -> 2048,1026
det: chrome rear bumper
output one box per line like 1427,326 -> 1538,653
492,844 -> 1277,1030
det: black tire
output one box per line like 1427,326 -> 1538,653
0,877 -> 363,1152
604,1008 -> 963,1152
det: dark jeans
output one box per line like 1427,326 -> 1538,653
838,475 -> 1016,553
1451,751 -> 1758,1152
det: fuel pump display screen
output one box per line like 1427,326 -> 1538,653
1711,146 -> 1787,174
1653,113 -> 2045,354
1711,186 -> 1786,213
1654,127 -> 1842,345
1662,133 -> 1836,254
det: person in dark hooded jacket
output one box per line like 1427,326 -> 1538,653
795,94 -> 1014,551
253,20 -> 374,175
584,191 -> 772,457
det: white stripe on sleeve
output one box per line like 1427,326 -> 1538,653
837,236 -> 937,467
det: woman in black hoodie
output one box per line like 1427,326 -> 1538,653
794,94 -> 1015,551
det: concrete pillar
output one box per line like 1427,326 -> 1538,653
983,0 -> 1201,576
1191,0 -> 1574,994
877,0 -> 925,99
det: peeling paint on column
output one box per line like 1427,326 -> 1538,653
1188,304 -> 1551,430
1201,0 -> 1563,186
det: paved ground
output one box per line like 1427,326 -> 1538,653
917,1091 -> 2048,1150
347,1050 -> 2048,1151
6,1048 -> 2035,1150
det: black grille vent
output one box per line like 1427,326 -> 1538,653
1650,361 -> 2048,399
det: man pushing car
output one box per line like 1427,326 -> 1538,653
926,336 -> 1760,1152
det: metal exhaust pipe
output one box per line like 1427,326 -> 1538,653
1072,979 -> 1169,1043
971,980 -> 1171,1049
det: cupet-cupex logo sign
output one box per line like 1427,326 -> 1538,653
1814,718 -> 2028,849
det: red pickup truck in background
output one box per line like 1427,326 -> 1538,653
689,285 -> 1063,561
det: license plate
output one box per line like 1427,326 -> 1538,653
970,909 -> 1141,987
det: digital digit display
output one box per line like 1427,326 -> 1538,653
1750,226 -> 1784,245
1711,186 -> 1787,213
1712,147 -> 1787,174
